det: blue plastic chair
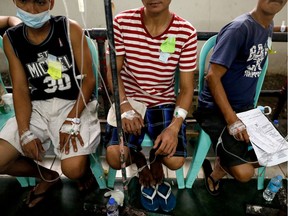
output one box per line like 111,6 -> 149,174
106,68 -> 185,189
185,35 -> 267,190
0,36 -> 107,189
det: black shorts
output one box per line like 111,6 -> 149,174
193,107 -> 257,167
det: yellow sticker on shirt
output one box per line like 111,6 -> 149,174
268,37 -> 276,54
47,54 -> 62,80
160,36 -> 176,53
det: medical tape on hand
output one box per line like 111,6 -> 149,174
60,123 -> 81,135
173,106 -> 188,119
121,110 -> 138,120
20,130 -> 37,146
227,120 -> 246,135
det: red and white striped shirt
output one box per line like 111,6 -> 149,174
113,7 -> 197,107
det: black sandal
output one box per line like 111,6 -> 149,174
24,179 -> 62,207
202,159 -> 222,196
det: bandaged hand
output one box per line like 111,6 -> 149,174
227,119 -> 249,143
59,119 -> 84,154
20,130 -> 44,161
121,109 -> 144,135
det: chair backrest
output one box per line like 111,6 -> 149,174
198,34 -> 269,107
0,36 -> 8,95
85,36 -> 99,99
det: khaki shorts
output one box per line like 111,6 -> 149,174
0,98 -> 101,160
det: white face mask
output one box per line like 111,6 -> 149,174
16,7 -> 51,29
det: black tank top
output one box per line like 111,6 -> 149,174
6,16 -> 80,100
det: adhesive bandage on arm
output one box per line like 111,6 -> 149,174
173,106 -> 188,120
227,120 -> 246,135
121,110 -> 139,120
60,122 -> 81,135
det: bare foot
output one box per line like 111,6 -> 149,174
77,169 -> 97,192
130,150 -> 155,187
138,166 -> 155,188
149,150 -> 164,185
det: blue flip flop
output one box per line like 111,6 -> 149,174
157,182 -> 176,212
140,185 -> 159,212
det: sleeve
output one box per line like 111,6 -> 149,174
113,17 -> 125,56
179,28 -> 197,72
210,27 -> 245,69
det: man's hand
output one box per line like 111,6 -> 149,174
228,119 -> 250,143
59,132 -> 84,155
153,126 -> 178,158
22,138 -> 45,162
121,110 -> 145,136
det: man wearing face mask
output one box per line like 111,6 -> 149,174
0,0 -> 101,208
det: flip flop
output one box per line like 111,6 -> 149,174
24,179 -> 62,208
202,159 -> 222,196
157,182 -> 176,212
140,185 -> 159,212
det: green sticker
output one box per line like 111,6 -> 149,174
47,54 -> 62,80
47,61 -> 62,80
160,36 -> 176,53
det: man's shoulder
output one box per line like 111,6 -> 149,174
172,13 -> 196,33
115,7 -> 141,20
226,13 -> 254,31
50,15 -> 67,24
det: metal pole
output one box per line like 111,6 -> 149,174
103,0 -> 128,198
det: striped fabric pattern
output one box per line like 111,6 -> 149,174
113,7 -> 197,107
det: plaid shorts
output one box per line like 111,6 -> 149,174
106,104 -> 187,157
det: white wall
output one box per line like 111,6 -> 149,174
0,0 -> 287,75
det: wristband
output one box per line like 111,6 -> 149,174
66,118 -> 81,124
173,106 -> 188,120
120,100 -> 129,106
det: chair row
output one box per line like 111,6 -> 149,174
0,34 -> 266,190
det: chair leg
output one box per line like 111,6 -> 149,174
107,168 -> 117,188
90,153 -> 107,189
28,177 -> 36,186
16,177 -> 29,187
185,130 -> 212,188
257,167 -> 266,190
175,167 -> 185,189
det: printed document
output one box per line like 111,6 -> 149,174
236,108 -> 288,167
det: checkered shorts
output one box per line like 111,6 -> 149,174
106,104 -> 187,157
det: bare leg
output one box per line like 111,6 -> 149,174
130,150 -> 154,187
0,140 -> 59,207
149,149 -> 164,185
62,155 -> 96,192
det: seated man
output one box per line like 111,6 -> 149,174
193,0 -> 287,196
106,0 -> 197,188
0,0 -> 100,207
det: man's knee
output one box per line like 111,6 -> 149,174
106,145 -> 122,170
163,157 -> 185,170
0,140 -> 19,173
231,164 -> 254,182
61,156 -> 88,179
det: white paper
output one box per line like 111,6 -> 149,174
236,108 -> 288,167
